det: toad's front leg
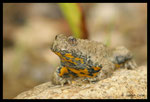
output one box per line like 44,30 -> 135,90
52,66 -> 72,86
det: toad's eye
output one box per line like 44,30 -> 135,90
68,36 -> 77,46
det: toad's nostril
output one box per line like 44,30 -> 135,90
55,35 -> 58,40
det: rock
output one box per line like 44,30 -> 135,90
14,66 -> 147,99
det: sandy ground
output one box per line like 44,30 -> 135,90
14,66 -> 147,99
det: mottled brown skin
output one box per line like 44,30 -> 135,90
51,34 -> 137,86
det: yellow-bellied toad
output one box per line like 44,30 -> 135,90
50,34 -> 137,86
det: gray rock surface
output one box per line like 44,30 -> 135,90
14,66 -> 147,99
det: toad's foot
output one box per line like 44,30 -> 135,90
111,46 -> 137,70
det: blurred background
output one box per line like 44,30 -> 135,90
3,3 -> 147,99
